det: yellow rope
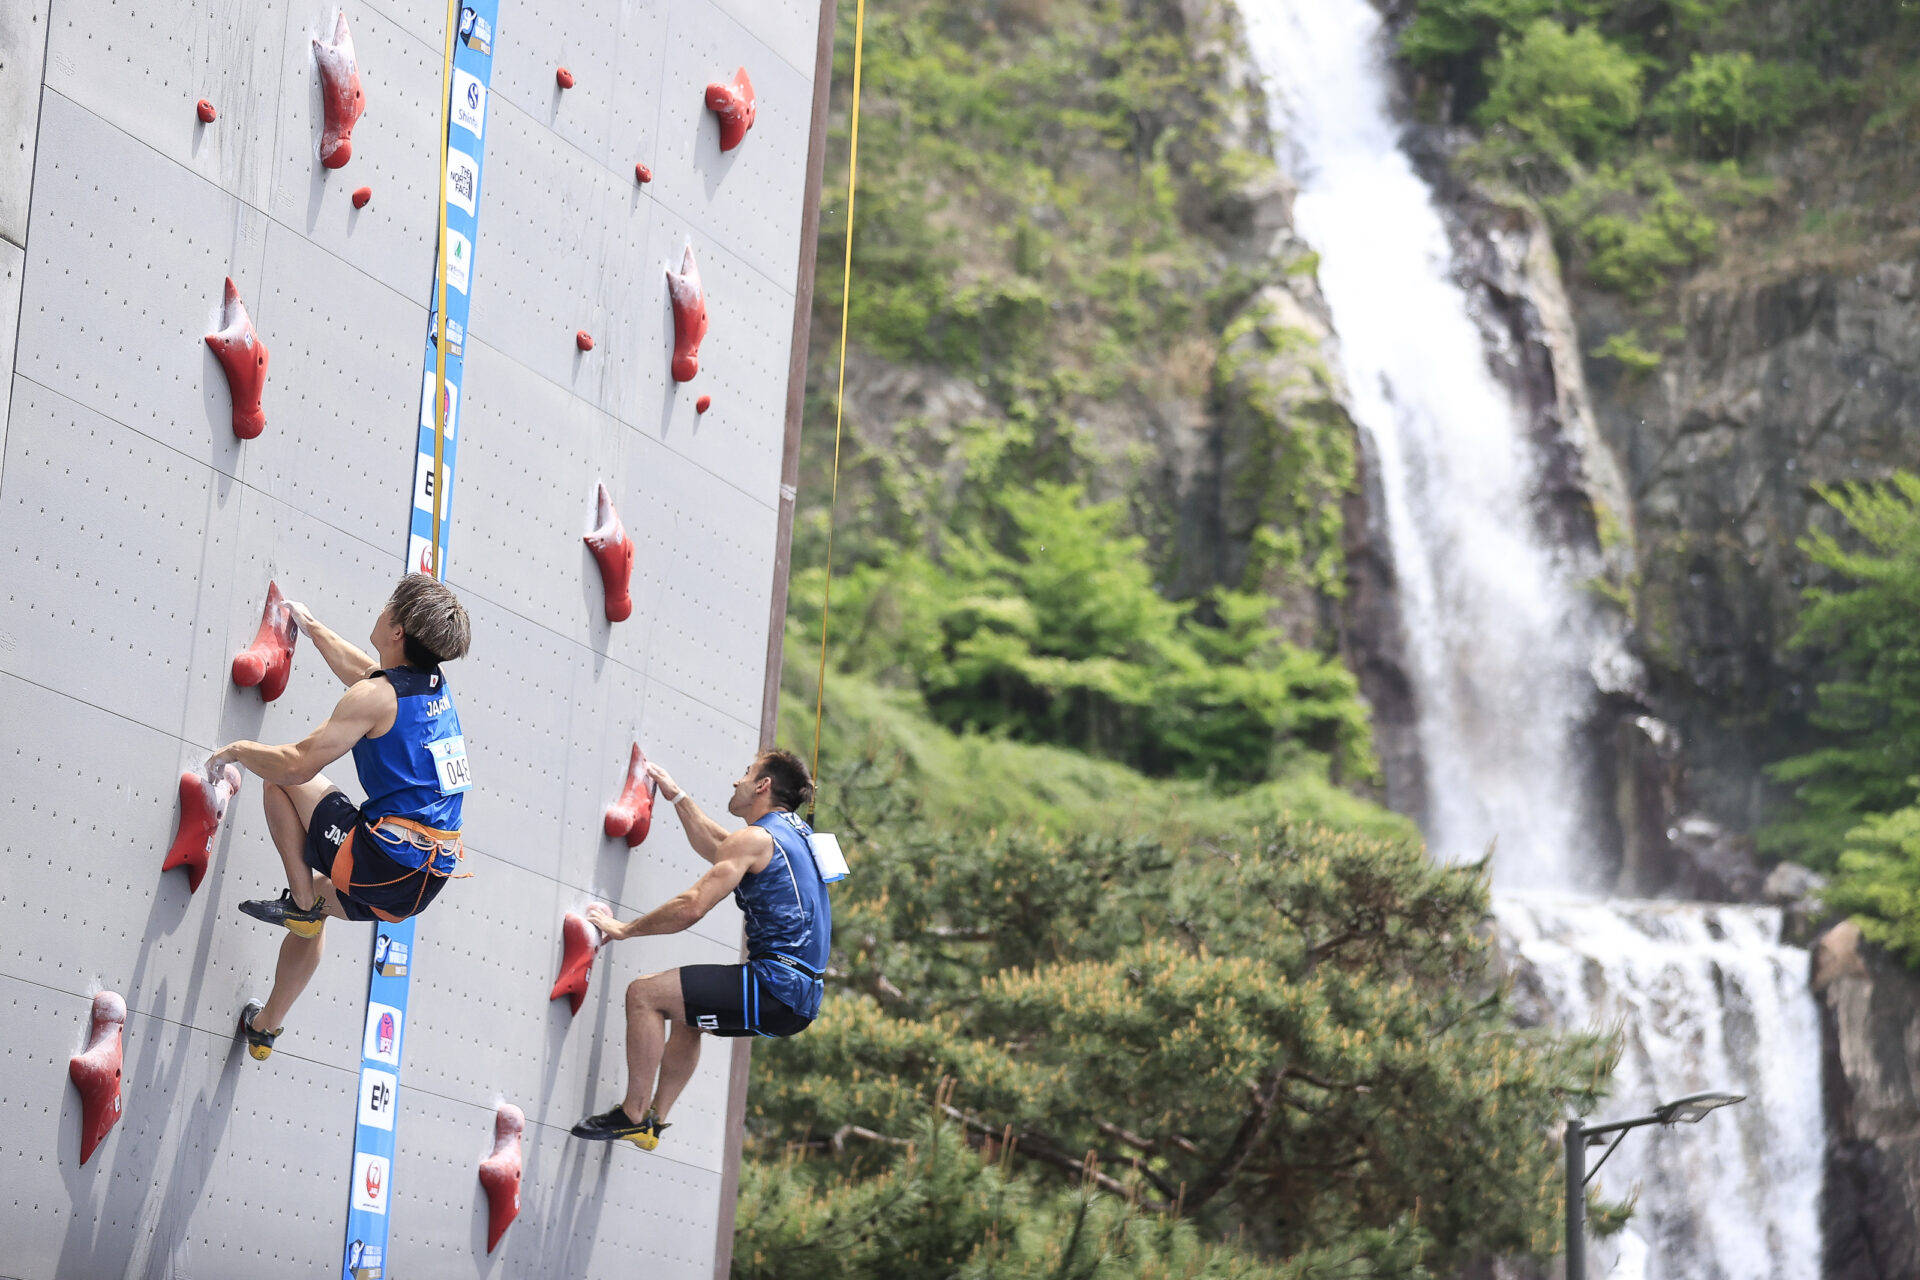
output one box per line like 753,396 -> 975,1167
809,0 -> 868,810
428,0 -> 458,580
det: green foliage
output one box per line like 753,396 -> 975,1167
1648,52 -> 1826,157
746,768 -> 1620,1272
1766,473 -> 1920,864
1479,21 -> 1644,162
1589,328 -> 1663,372
1545,159 -> 1718,300
1826,806 -> 1920,967
792,484 -> 1373,784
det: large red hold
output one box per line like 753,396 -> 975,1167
665,242 -> 707,384
161,763 -> 243,894
205,277 -> 269,440
232,580 -> 299,701
704,67 -> 757,152
549,906 -> 606,1016
69,991 -> 127,1165
478,1102 -> 525,1252
603,742 -> 656,847
583,481 -> 635,623
312,11 -> 366,169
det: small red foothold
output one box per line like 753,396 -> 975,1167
205,277 -> 269,440
232,580 -> 299,701
161,763 -> 242,893
704,67 -> 757,152
695,395 -> 711,415
604,743 -> 657,846
556,66 -> 575,90
69,991 -> 127,1165
313,12 -> 366,169
352,186 -> 372,209
634,163 -> 652,184
550,906 -> 606,1015
196,99 -> 217,124
584,481 -> 635,623
576,330 -> 594,352
666,241 -> 708,383
478,1103 -> 525,1252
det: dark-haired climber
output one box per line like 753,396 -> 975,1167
208,573 -> 474,1061
571,749 -> 832,1151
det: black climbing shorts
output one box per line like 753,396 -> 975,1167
679,963 -> 813,1038
304,790 -> 448,924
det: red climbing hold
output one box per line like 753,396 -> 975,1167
313,11 -> 365,169
549,906 -> 607,1016
161,762 -> 242,894
634,163 -> 652,184
695,395 -> 712,415
576,330 -> 594,352
205,277 -> 269,440
232,580 -> 299,701
352,186 -> 372,209
666,241 -> 707,384
704,67 -> 757,152
69,991 -> 126,1165
603,742 -> 656,847
196,99 -> 217,124
555,66 -> 575,90
584,481 -> 635,623
478,1102 -> 525,1252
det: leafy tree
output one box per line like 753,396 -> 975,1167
1478,20 -> 1644,163
1826,807 -> 1920,966
1767,473 -> 1920,863
1544,159 -> 1719,299
1648,51 -> 1825,157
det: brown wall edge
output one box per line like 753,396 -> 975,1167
713,0 -> 840,1274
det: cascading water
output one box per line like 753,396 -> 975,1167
1238,3 -> 1826,1277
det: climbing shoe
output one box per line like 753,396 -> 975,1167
240,1001 -> 282,1062
571,1105 -> 669,1151
238,889 -> 327,938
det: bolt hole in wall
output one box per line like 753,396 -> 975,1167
1239,3 -> 1823,1279
1,0 -> 824,1275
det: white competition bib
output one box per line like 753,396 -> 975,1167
808,831 -> 849,883
427,735 -> 473,796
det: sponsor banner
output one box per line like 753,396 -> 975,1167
344,6 -> 498,1276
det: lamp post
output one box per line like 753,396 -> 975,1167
1564,1091 -> 1744,1280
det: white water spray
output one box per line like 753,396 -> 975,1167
1238,3 -> 1825,1276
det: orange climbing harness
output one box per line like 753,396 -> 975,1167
330,816 -> 469,925
808,0 -> 868,820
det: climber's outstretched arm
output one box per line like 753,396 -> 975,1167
210,680 -> 392,786
286,600 -> 378,686
647,762 -> 732,863
587,829 -> 769,940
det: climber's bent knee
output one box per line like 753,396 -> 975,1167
276,777 -> 342,829
303,792 -> 448,924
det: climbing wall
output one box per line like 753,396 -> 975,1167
0,0 -> 826,1275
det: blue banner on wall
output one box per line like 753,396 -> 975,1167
343,4 -> 498,1277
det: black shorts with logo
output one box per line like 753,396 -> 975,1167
679,963 -> 813,1038
304,790 -> 449,923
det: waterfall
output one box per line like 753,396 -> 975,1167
1238,3 -> 1826,1277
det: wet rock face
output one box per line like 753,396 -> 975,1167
1586,256 -> 1920,835
1814,922 -> 1920,1280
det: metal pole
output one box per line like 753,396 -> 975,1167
1565,1118 -> 1586,1280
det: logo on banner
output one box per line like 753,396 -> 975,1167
409,533 -> 440,576
352,1152 -> 391,1215
459,8 -> 492,55
345,1238 -> 384,1278
452,68 -> 487,138
358,1068 -> 399,1131
373,933 -> 410,976
444,229 -> 471,295
419,369 -> 460,438
446,148 -> 479,216
364,1002 -> 404,1067
414,454 -> 449,514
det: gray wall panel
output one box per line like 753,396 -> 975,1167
42,0 -> 291,212
489,0 -> 620,166
1,239 -> 24,458
0,0 -> 51,248
709,0 -> 819,77
16,92 -> 270,477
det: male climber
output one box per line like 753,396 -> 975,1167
571,749 -> 831,1150
208,573 -> 473,1061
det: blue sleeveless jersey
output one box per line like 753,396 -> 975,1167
350,666 -> 465,873
739,811 -> 833,1020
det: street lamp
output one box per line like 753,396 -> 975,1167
1564,1091 -> 1745,1280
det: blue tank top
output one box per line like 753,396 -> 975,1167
351,667 -> 466,873
739,811 -> 833,1020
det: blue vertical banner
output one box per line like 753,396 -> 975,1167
344,5 -> 499,1277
